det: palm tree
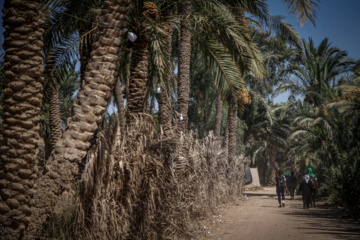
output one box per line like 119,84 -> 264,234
227,91 -> 238,163
288,101 -> 339,171
39,0 -> 100,159
177,1 -> 192,132
126,1 -> 161,113
189,1 -> 263,157
214,94 -> 223,137
42,47 -> 62,156
26,0 -> 132,237
40,60 -> 80,160
0,0 -> 322,238
192,0 -> 318,159
277,38 -> 356,107
187,50 -> 219,138
183,0 -> 307,144
164,0 -> 305,135
157,2 -> 174,131
328,69 -> 360,116
114,77 -> 126,133
47,68 -> 62,153
0,1 -> 45,239
241,91 -> 295,182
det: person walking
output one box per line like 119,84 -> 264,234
273,169 -> 287,207
308,167 -> 319,207
288,171 -> 297,200
285,172 -> 290,194
299,173 -> 312,208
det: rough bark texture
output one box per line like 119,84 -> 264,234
214,94 -> 223,137
158,7 -> 173,131
0,1 -> 45,239
79,23 -> 94,87
227,92 -> 238,164
44,48 -> 62,157
177,1 -> 192,132
157,84 -> 171,130
143,87 -> 150,113
48,71 -> 62,152
127,39 -> 150,113
25,1 -> 131,238
127,2 -> 159,113
114,77 -> 126,134
224,115 -> 229,161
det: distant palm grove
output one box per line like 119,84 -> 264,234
0,0 -> 359,239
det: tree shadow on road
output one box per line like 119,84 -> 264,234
246,192 -> 277,198
285,204 -> 360,240
248,191 -> 360,240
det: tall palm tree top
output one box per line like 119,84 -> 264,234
276,37 -> 356,106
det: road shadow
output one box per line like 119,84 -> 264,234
246,190 -> 360,239
245,192 -> 277,198
283,202 -> 360,239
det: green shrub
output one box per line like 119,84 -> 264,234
324,148 -> 360,218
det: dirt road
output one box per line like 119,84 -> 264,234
198,187 -> 360,240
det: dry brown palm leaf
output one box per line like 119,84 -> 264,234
66,113 -> 251,240
239,87 -> 251,105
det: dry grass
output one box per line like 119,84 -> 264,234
67,113 -> 249,239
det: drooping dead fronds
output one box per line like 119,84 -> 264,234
71,113 -> 249,239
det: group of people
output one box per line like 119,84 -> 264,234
273,168 -> 318,209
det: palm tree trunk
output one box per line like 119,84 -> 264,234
143,87 -> 150,113
158,7 -> 173,131
114,77 -> 126,134
0,1 -> 45,239
44,47 -> 62,159
127,37 -> 150,113
48,70 -> 62,152
262,161 -> 267,185
177,1 -> 192,132
158,85 -> 171,129
270,147 -> 276,181
214,94 -> 222,137
258,155 -> 267,185
228,92 -> 238,163
224,114 -> 229,161
25,1 -> 131,237
79,24 -> 94,85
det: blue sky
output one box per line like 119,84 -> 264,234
269,0 -> 360,59
1,0 -> 360,103
268,0 -> 360,102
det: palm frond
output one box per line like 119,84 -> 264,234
198,39 -> 245,101
283,0 -> 320,26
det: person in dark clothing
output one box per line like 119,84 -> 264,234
308,168 -> 319,207
285,172 -> 290,194
273,170 -> 287,207
299,174 -> 312,209
288,171 -> 297,200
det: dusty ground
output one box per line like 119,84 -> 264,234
196,187 -> 360,240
